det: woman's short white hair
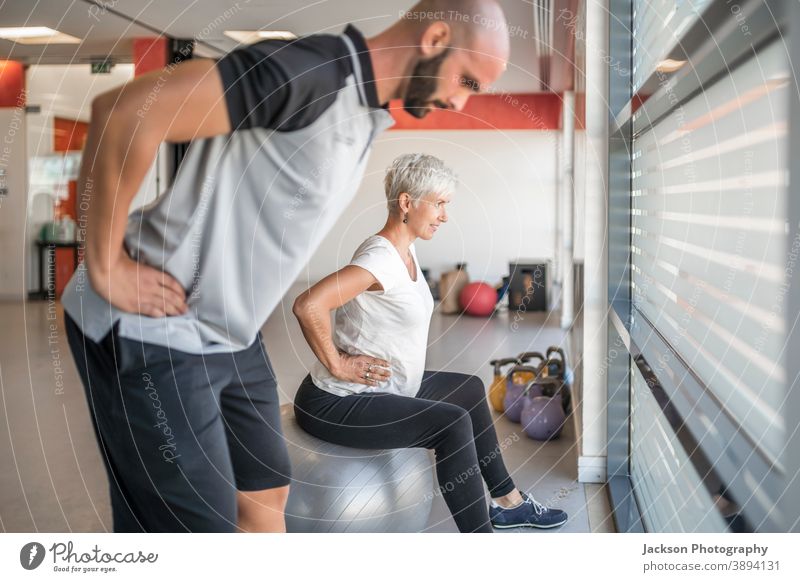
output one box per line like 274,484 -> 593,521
384,153 -> 457,213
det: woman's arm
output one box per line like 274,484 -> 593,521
293,266 -> 391,387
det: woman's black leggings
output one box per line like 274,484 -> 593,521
294,371 -> 516,533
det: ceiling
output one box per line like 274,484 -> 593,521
0,0 -> 580,93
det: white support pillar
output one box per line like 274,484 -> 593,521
560,91 -> 575,329
0,104 -> 28,299
553,134 -> 562,292
579,0 -> 609,483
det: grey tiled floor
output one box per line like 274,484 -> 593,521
0,291 -> 613,532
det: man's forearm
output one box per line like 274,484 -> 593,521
81,94 -> 161,288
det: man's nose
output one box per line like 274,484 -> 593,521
449,93 -> 470,112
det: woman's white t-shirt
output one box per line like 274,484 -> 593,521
311,235 -> 434,397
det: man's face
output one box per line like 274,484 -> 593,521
403,49 -> 452,118
402,42 -> 507,119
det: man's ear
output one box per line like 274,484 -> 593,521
419,21 -> 452,57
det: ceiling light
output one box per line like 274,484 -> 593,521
656,59 -> 687,73
224,30 -> 297,44
0,26 -> 81,44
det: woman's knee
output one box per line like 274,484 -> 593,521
436,405 -> 474,443
453,374 -> 487,407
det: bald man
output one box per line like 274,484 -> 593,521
63,0 -> 510,533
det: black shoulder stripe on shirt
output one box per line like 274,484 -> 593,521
216,33 -> 353,132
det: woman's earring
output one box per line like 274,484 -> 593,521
403,213 -> 409,224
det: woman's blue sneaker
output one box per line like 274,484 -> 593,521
489,492 -> 568,529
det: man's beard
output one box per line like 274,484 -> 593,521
403,48 -> 451,119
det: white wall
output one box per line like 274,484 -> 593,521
302,130 -> 559,286
26,64 -> 135,159
573,129 -> 586,262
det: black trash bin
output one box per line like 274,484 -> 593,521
507,260 -> 548,312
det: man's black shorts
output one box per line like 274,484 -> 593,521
65,314 -> 291,532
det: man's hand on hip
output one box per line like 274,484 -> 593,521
91,254 -> 188,318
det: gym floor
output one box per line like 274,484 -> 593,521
0,288 -> 614,533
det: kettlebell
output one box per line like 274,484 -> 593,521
488,357 -> 519,413
521,383 -> 567,441
542,346 -> 573,414
514,352 -> 546,385
503,363 -> 544,423
519,375 -> 547,411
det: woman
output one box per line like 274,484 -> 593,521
292,153 -> 567,532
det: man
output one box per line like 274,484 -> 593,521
63,0 -> 510,532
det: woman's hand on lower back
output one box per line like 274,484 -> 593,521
332,353 -> 392,387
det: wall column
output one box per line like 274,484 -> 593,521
579,0 -> 609,483
0,61 -> 28,299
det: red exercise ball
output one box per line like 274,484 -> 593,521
459,282 -> 496,316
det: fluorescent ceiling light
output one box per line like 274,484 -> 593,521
656,59 -> 687,73
0,26 -> 81,44
224,30 -> 297,44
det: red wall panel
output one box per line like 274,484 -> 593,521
389,93 -> 562,130
133,37 -> 168,77
53,116 -> 89,152
0,60 -> 25,107
54,247 -> 76,298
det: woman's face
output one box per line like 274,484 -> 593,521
408,191 -> 451,240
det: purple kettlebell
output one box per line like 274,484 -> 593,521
517,389 -> 544,424
521,395 -> 567,441
503,382 -> 526,423
502,365 -> 542,422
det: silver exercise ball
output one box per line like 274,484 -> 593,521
281,405 -> 435,533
